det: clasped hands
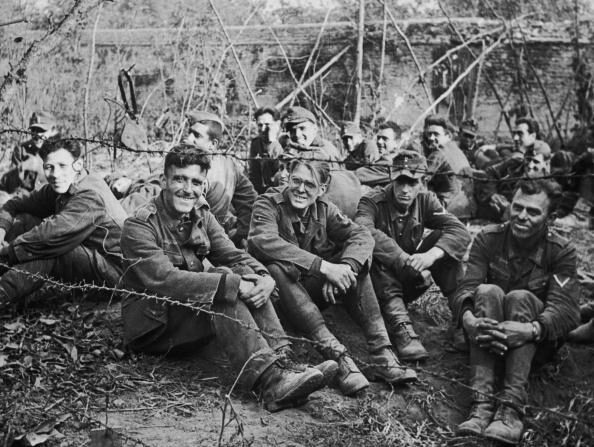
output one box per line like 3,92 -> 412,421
238,273 -> 275,309
462,311 -> 535,356
320,260 -> 357,305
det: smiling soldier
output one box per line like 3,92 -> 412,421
0,138 -> 127,309
452,179 -> 580,444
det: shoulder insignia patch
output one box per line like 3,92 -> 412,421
553,274 -> 570,288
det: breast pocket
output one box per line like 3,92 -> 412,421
488,260 -> 511,289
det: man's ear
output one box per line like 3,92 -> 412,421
211,138 -> 220,151
73,158 -> 84,172
319,181 -> 329,195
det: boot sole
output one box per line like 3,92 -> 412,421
399,352 -> 429,362
264,372 -> 325,413
369,370 -> 418,385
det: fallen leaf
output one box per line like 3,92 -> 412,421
4,321 -> 25,332
0,354 -> 7,367
39,318 -> 58,326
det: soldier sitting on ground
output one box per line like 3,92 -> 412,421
120,145 -> 335,412
248,106 -> 284,195
341,121 -> 379,171
453,179 -> 580,445
355,121 -> 403,188
0,138 -> 127,309
355,151 -> 471,361
248,158 -> 417,397
0,111 -> 61,195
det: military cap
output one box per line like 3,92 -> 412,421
459,118 -> 478,136
186,110 -> 225,130
424,114 -> 456,133
283,106 -> 316,125
341,121 -> 362,137
392,150 -> 428,179
29,110 -> 57,131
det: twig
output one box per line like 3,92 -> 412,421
470,39 -> 485,118
83,2 -> 103,171
276,45 -> 351,109
290,9 -> 332,108
378,0 -> 433,106
353,0 -> 365,126
406,33 -> 506,136
208,0 -> 259,107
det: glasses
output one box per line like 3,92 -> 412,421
289,176 -> 318,193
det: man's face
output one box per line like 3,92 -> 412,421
289,121 -> 317,147
424,125 -> 450,152
43,148 -> 82,194
391,175 -> 423,210
186,123 -> 215,152
256,113 -> 280,144
286,164 -> 325,210
509,190 -> 550,240
31,126 -> 56,149
376,128 -> 397,154
512,123 -> 536,150
342,133 -> 363,153
459,131 -> 476,152
162,164 -> 207,215
524,153 -> 550,178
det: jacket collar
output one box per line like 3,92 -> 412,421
64,169 -> 89,195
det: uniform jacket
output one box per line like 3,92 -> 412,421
248,187 -> 374,278
343,139 -> 380,171
120,193 -> 267,345
355,185 -> 470,269
451,223 -> 580,341
0,172 -> 126,267
426,140 -> 471,206
354,152 -> 395,187
476,154 -> 524,205
281,135 -> 343,169
248,135 -> 283,194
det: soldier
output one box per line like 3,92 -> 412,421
120,145 -> 335,412
421,115 -> 471,210
453,179 -> 580,444
355,151 -> 470,361
475,140 -> 551,222
248,159 -> 417,396
280,106 -> 342,165
0,138 -> 126,308
355,121 -> 402,187
457,118 -> 485,168
341,121 -> 379,170
248,106 -> 283,194
0,110 -> 60,194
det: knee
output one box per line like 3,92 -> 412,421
265,263 -> 285,281
503,289 -> 543,321
475,284 -> 504,299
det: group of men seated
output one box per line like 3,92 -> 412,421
0,105 -> 590,445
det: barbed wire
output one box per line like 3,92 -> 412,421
0,129 -> 593,184
1,260 -> 593,431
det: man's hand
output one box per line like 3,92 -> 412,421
239,273 -> 275,309
462,310 -> 501,351
320,261 -> 357,294
490,194 -> 509,214
322,280 -> 337,304
406,247 -> 445,273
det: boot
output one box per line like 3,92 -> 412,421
456,345 -> 496,436
389,322 -> 429,361
275,348 -> 339,385
484,404 -> 523,444
257,363 -> 324,412
568,319 -> 594,343
367,347 -> 417,384
336,354 -> 369,396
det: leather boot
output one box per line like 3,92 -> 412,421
456,345 -> 496,436
568,319 -> 594,343
257,363 -> 324,412
484,343 -> 535,444
336,354 -> 369,396
275,347 -> 339,385
484,404 -> 523,445
368,347 -> 418,384
389,322 -> 429,361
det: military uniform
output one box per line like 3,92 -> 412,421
425,140 -> 471,209
248,187 -> 397,372
454,222 -> 579,442
0,172 -> 126,302
343,139 -> 380,171
248,135 -> 283,194
121,193 -> 290,389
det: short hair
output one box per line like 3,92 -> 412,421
513,178 -> 562,214
424,114 -> 456,134
194,120 -> 223,142
39,138 -> 81,160
254,106 -> 280,121
164,144 -> 211,174
287,159 -> 330,186
378,121 -> 402,138
515,117 -> 540,138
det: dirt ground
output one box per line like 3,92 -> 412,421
1,149 -> 593,446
